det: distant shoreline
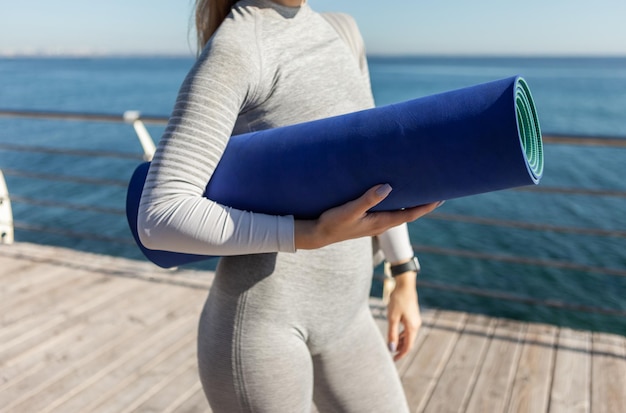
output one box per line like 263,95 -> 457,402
1,53 -> 625,60
0,53 -> 196,59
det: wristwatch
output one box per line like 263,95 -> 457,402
384,256 -> 420,278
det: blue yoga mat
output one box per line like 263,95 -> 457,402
126,75 -> 543,268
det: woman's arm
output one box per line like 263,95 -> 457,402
138,27 -> 296,256
374,214 -> 432,361
138,16 -> 439,258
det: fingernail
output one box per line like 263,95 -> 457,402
388,342 -> 397,352
436,200 -> 446,208
376,184 -> 392,197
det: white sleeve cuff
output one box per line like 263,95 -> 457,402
377,223 -> 416,264
278,215 -> 296,253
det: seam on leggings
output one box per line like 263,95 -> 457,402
234,289 -> 252,413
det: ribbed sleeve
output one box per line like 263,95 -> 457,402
137,17 -> 296,256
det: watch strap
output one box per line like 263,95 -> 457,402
386,256 -> 420,277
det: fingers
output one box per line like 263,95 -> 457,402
368,201 -> 440,235
400,201 -> 442,222
394,320 -> 419,361
312,186 -> 443,250
342,183 -> 441,226
387,314 -> 400,355
388,312 -> 422,361
346,184 -> 393,218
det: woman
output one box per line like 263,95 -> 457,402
138,0 -> 440,411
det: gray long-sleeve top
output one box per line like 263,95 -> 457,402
138,0 -> 415,264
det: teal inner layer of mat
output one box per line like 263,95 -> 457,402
516,78 -> 544,181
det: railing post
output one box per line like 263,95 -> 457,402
0,170 -> 14,244
124,111 -> 156,161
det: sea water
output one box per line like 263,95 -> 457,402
0,56 -> 624,334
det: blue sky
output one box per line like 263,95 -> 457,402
2,0 -> 626,56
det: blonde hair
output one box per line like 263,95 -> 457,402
195,0 -> 239,51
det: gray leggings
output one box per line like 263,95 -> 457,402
197,250 -> 410,413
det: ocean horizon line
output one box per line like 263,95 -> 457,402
1,51 -> 626,60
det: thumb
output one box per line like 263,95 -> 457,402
351,184 -> 393,216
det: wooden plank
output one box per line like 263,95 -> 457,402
549,328 -> 591,413
49,328 -> 197,413
89,332 -> 197,413
0,264 -> 86,313
0,278 -> 147,390
0,244 -> 213,413
0,247 -> 64,279
0,258 -> 38,281
170,385 -> 212,413
400,310 -> 467,411
507,323 -> 557,413
1,275 -> 98,327
0,279 -> 197,394
464,318 -> 526,413
5,313 -> 198,413
1,262 -> 66,294
0,244 -> 59,265
423,313 -> 496,413
4,243 -> 622,413
0,269 -> 112,336
0,242 -> 214,290
0,274 -> 147,361
591,332 -> 626,413
130,360 -> 207,413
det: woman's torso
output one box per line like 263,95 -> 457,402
212,0 -> 376,338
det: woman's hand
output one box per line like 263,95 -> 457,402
295,184 -> 439,250
386,270 -> 421,361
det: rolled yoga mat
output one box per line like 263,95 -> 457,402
126,75 -> 543,268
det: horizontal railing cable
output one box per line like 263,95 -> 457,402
427,212 -> 626,238
373,275 -> 626,317
0,142 -> 144,160
0,109 -> 169,125
543,134 -> 626,148
1,168 -> 128,187
13,222 -> 135,245
12,193 -> 624,238
413,278 -> 626,318
374,274 -> 626,317
10,195 -> 125,216
2,109 -> 626,147
412,244 -> 626,278
515,185 -> 626,198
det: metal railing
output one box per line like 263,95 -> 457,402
0,169 -> 13,244
1,109 -> 625,329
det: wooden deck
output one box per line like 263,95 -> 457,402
1,242 -> 625,413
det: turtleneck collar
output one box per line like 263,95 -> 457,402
241,0 -> 311,19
